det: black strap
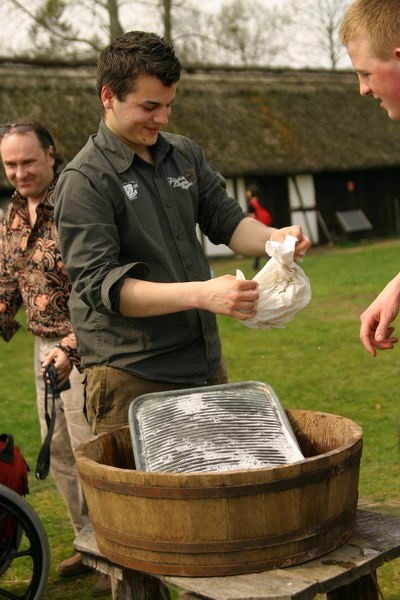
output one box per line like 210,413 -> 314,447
35,365 -> 58,480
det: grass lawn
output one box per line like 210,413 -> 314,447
1,238 -> 400,598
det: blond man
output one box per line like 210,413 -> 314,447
340,0 -> 400,356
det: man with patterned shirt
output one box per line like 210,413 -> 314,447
0,121 -> 110,596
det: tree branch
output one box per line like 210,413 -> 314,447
10,0 -> 104,51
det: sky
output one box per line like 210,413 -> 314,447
0,0 -> 352,69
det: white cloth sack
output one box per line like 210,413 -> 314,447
236,235 -> 312,329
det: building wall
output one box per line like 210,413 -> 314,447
288,175 -> 319,245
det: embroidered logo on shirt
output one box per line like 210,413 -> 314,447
167,175 -> 193,190
123,181 -> 139,200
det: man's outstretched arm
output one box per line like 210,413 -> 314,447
360,273 -> 400,356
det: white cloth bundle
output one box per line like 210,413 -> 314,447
236,235 -> 312,329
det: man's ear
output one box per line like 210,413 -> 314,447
395,47 -> 400,59
101,85 -> 115,109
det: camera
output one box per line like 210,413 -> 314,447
44,363 -> 71,396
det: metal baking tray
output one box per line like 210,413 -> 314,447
128,381 -> 304,473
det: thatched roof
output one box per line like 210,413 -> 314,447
172,68 -> 400,176
1,60 -> 400,184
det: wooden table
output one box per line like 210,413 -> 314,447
74,509 -> 400,599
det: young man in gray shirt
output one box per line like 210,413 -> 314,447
55,31 -> 311,435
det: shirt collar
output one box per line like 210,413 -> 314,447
95,119 -> 173,173
12,174 -> 59,209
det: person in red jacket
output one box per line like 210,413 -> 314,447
246,183 -> 273,269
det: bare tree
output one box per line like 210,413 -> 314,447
1,0 -> 353,67
160,0 -> 172,43
4,0 -> 109,56
172,0 -> 292,67
213,0 -> 292,66
288,0 -> 352,70
131,0 -> 182,43
4,0 -> 182,58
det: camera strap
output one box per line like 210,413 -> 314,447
35,365 -> 58,480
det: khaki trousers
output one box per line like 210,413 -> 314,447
34,337 -> 92,534
85,359 -> 228,435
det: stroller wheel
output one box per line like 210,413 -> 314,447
0,484 -> 50,599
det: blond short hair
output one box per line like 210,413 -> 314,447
340,0 -> 400,59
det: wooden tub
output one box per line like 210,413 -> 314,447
75,409 -> 362,576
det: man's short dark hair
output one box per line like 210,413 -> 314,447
96,31 -> 182,100
247,183 -> 261,198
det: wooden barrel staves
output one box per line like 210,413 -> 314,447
75,409 -> 362,577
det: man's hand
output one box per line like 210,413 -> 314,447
270,225 -> 312,259
360,273 -> 400,356
40,347 -> 72,387
199,275 -> 259,320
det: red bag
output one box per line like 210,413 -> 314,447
0,434 -> 29,543
0,434 -> 29,496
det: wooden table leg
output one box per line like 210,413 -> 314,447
327,572 -> 380,600
111,571 -> 171,600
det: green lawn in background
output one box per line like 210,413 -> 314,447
1,239 -> 399,598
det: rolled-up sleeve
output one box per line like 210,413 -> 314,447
55,169 -> 148,316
